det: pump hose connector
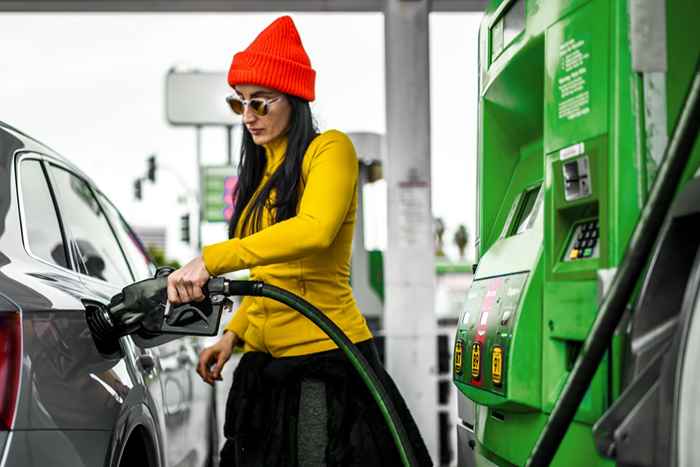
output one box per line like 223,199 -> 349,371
208,278 -> 265,297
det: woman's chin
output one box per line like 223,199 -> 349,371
251,134 -> 270,145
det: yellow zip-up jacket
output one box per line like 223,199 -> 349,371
202,129 -> 373,357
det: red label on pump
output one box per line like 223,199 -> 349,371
471,278 -> 504,387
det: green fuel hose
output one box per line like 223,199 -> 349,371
222,279 -> 419,467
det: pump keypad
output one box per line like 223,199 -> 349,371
566,219 -> 600,261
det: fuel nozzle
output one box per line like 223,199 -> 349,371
87,270 -> 248,349
86,274 -> 171,346
108,275 -> 170,334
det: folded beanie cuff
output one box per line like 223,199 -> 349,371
229,51 -> 316,102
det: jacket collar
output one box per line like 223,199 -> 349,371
263,135 -> 288,172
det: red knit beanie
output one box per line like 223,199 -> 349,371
228,16 -> 316,102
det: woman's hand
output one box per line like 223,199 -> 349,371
197,331 -> 239,385
167,256 -> 210,305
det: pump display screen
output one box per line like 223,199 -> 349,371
509,185 -> 541,236
491,0 -> 526,62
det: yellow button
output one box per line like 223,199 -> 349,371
492,346 -> 503,386
454,340 -> 464,375
570,249 -> 579,260
471,343 -> 481,380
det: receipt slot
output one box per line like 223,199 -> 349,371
563,156 -> 592,201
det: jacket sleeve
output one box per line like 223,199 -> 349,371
224,295 -> 251,341
201,131 -> 358,276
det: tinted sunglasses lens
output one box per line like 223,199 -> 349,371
250,99 -> 268,116
227,97 -> 244,115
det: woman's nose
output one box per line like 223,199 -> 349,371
242,104 -> 257,124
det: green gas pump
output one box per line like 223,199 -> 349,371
453,0 -> 700,466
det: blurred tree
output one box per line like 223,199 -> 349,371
434,217 -> 446,257
454,224 -> 469,260
146,245 -> 181,270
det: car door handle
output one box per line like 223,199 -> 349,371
177,352 -> 190,366
177,349 -> 196,366
137,353 -> 156,373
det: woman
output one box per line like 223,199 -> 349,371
167,15 -> 431,466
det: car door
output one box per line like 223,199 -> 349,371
9,154 -> 134,466
96,192 -> 208,466
41,161 -> 185,465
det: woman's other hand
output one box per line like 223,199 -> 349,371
167,256 -> 210,304
197,331 -> 239,384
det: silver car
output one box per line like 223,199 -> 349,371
0,121 -> 218,467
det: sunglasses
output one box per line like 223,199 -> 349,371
225,94 -> 282,116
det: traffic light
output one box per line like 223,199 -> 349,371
147,155 -> 157,183
180,213 -> 190,243
134,179 -> 143,201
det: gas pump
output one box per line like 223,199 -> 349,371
453,0 -> 700,466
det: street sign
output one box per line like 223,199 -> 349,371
165,70 -> 235,126
203,166 -> 237,223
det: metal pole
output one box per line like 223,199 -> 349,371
348,132 -> 385,327
226,124 -> 233,166
196,125 -> 203,251
384,0 -> 437,460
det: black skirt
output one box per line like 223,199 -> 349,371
220,339 -> 433,467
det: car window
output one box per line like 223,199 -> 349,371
19,159 -> 69,269
97,193 -> 154,281
48,165 -> 133,287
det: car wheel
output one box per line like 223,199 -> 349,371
119,426 -> 157,467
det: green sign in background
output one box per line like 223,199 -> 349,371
202,166 -> 236,223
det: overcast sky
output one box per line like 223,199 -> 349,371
0,12 -> 481,262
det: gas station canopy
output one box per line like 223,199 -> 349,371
0,0 -> 486,12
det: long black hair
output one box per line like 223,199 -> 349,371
228,95 -> 318,239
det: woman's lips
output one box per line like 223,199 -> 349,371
248,128 -> 264,135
